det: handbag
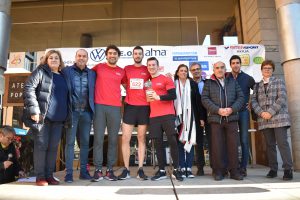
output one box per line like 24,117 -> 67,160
251,83 -> 259,121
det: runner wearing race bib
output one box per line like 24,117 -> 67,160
117,46 -> 151,181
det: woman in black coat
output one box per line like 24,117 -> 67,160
23,50 -> 70,186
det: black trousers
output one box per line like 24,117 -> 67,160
210,121 -> 239,175
195,123 -> 205,168
149,115 -> 179,169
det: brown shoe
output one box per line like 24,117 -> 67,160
36,178 -> 48,186
46,177 -> 60,185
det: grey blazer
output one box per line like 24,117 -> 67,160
251,76 -> 291,130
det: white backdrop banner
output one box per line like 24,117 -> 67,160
51,45 -> 265,82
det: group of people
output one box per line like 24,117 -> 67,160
16,44 -> 294,186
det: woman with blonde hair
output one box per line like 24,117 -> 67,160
23,50 -> 71,186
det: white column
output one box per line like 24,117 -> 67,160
275,0 -> 300,170
0,0 -> 11,95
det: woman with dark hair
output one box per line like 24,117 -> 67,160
174,64 -> 205,178
0,126 -> 25,184
23,50 -> 71,186
251,60 -> 293,180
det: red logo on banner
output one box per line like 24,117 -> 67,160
208,47 -> 217,55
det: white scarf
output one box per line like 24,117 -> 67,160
174,79 -> 196,152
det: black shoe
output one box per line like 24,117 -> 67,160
79,171 -> 92,180
137,168 -> 148,180
172,169 -> 184,181
283,169 -> 293,181
230,173 -> 243,181
118,168 -> 130,180
91,169 -> 103,182
222,169 -> 229,177
214,174 -> 224,181
240,168 -> 247,177
105,169 -> 118,181
196,167 -> 204,176
64,173 -> 73,183
151,169 -> 167,181
266,170 -> 277,178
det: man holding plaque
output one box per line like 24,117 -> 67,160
146,57 -> 183,182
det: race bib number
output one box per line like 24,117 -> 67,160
130,78 -> 144,89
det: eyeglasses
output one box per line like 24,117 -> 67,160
190,68 -> 201,72
262,67 -> 273,70
215,66 -> 225,70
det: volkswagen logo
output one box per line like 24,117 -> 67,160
90,48 -> 106,62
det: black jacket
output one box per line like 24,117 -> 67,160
23,64 -> 72,130
189,79 -> 205,122
228,71 -> 255,111
201,74 -> 244,123
0,143 -> 22,184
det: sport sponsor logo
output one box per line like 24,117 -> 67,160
120,48 -> 167,57
224,45 -> 259,50
253,56 -> 264,64
90,48 -> 106,62
208,47 -> 217,55
240,54 -> 250,66
173,56 -> 198,61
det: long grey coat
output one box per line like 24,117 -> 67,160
251,76 -> 291,130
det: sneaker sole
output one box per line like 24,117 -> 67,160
266,175 -> 277,178
91,177 -> 103,182
151,176 -> 167,181
137,175 -> 148,180
118,176 -> 131,180
104,177 -> 117,181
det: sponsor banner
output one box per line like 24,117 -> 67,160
48,45 -> 265,82
8,52 -> 26,68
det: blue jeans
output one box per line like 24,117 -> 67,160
238,109 -> 250,169
178,141 -> 195,169
33,120 -> 63,179
65,110 -> 92,174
